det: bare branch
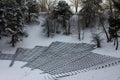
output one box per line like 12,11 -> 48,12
38,0 -> 58,12
69,0 -> 82,12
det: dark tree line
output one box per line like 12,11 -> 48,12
44,0 -> 120,50
0,0 -> 120,49
78,0 -> 120,49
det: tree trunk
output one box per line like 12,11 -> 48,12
53,20 -> 56,33
82,30 -> 84,40
47,19 -> 50,37
75,6 -> 78,13
101,23 -> 110,42
28,11 -> 31,23
114,38 -> 116,46
12,35 -> 15,47
109,0 -> 114,17
78,15 -> 81,40
63,16 -> 67,35
68,21 -> 71,35
85,18 -> 88,27
116,38 -> 119,50
75,0 -> 78,13
85,17 -> 89,27
97,41 -> 101,48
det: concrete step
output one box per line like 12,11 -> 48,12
22,46 -> 47,62
48,53 -> 118,75
14,48 -> 28,61
29,42 -> 95,70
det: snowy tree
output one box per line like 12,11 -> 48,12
108,0 -> 120,50
79,0 -> 102,27
52,0 -> 73,35
44,1 -> 73,37
0,2 -> 6,38
5,8 -> 27,47
0,0 -> 27,47
77,0 -> 104,41
113,0 -> 120,10
25,0 -> 40,23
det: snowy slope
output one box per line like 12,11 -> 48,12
0,16 -> 120,80
0,60 -> 52,80
0,16 -> 92,54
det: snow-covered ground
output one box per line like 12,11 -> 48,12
0,60 -> 120,80
0,60 -> 52,80
0,16 -> 92,54
60,65 -> 120,80
0,16 -> 120,80
93,42 -> 120,58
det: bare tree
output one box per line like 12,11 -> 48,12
103,0 -> 114,17
38,0 -> 47,12
69,0 -> 81,13
38,0 -> 58,12
46,0 -> 58,11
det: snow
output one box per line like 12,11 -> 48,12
60,65 -> 120,80
0,60 -> 52,80
0,60 -> 30,80
0,60 -> 120,80
0,16 -> 93,54
0,16 -> 120,80
93,42 -> 120,58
